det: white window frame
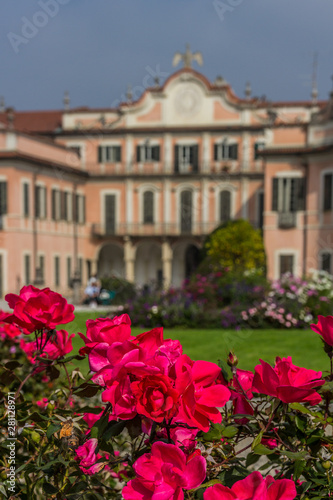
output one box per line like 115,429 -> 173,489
274,249 -> 299,280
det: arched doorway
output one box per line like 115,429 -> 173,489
135,242 -> 162,289
172,241 -> 201,287
185,244 -> 201,278
97,244 -> 125,279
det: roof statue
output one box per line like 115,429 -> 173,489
172,44 -> 203,69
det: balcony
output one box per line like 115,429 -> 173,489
84,162 -> 257,176
278,212 -> 297,229
91,221 -> 220,238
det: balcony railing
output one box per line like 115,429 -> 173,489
84,161 -> 262,176
91,222 -> 221,237
278,212 -> 297,229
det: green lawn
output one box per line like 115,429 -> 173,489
65,312 -> 329,376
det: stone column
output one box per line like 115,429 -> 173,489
124,236 -> 135,282
162,239 -> 172,289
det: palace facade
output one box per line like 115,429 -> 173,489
1,58 -> 333,297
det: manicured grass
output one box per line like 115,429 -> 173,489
66,312 -> 328,375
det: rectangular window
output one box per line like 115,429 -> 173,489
23,183 -> 29,217
0,181 -> 7,230
67,257 -> 72,288
74,194 -> 85,224
279,255 -> 294,277
35,186 -> 47,219
64,192 -> 72,221
136,145 -> 160,162
321,253 -> 332,274
214,142 -> 238,161
254,142 -> 265,160
24,254 -> 31,285
105,194 -> 116,234
39,255 -> 45,282
51,188 -> 61,221
323,173 -> 333,211
54,256 -> 60,287
98,145 -> 122,163
272,177 -> 306,212
174,145 -> 199,173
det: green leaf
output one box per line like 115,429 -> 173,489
280,450 -> 307,460
66,481 -> 88,494
252,444 -> 276,455
46,423 -> 61,439
103,420 -> 127,440
218,359 -> 232,382
78,406 -> 103,415
42,482 -> 58,495
246,452 -> 261,467
202,423 -> 224,441
221,426 -> 238,438
251,431 -> 263,450
4,361 -> 22,370
74,383 -> 100,398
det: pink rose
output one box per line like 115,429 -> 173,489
122,442 -> 206,500
229,369 -> 254,423
0,286 -> 74,333
175,355 -> 231,432
75,438 -> 105,475
252,357 -> 324,405
310,315 -> 333,347
78,314 -> 132,358
204,471 -> 297,500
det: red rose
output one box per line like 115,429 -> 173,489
131,374 -> 179,422
1,286 -> 74,333
310,315 -> 333,347
252,357 -> 325,405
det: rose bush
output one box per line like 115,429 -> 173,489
0,286 -> 333,499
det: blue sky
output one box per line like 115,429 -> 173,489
1,0 -> 333,110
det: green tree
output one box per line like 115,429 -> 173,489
204,219 -> 266,272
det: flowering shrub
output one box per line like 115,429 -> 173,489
241,270 -> 333,329
0,286 -> 333,498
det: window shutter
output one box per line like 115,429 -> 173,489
98,146 -> 103,163
115,146 -> 121,162
324,173 -> 332,211
143,191 -> 154,224
152,145 -> 160,162
180,190 -> 192,233
321,253 -> 331,273
51,189 -> 56,220
23,183 -> 29,217
82,195 -> 86,223
61,192 -> 66,220
43,187 -> 47,218
105,194 -> 116,234
192,145 -> 199,173
272,178 -> 279,211
296,177 -> 306,211
73,193 -> 77,223
136,145 -> 141,163
230,144 -> 238,160
214,144 -> 219,161
0,182 -> 7,216
35,186 -> 39,218
174,145 -> 180,173
220,191 -> 231,223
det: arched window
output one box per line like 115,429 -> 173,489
180,190 -> 192,233
143,191 -> 154,224
219,190 -> 231,223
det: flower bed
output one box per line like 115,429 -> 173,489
0,286 -> 333,498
